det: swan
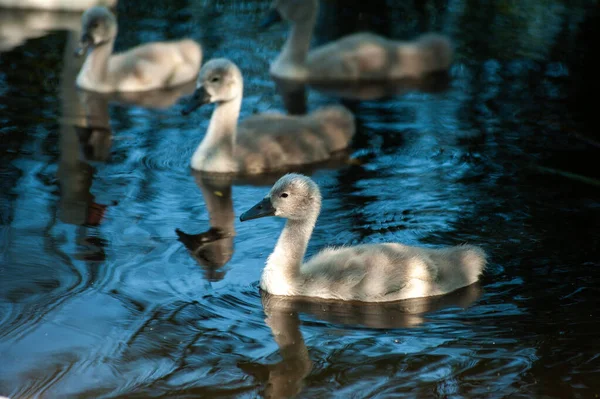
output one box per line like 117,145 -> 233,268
263,0 -> 453,82
75,6 -> 202,93
240,174 -> 487,302
181,58 -> 355,174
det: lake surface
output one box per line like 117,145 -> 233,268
1,0 -> 599,398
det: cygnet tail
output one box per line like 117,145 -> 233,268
455,244 -> 487,284
399,33 -> 453,77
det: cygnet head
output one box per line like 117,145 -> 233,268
181,59 -> 244,115
75,6 -> 117,56
261,0 -> 319,28
240,174 -> 322,222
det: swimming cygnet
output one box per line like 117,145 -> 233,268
182,58 -> 354,174
263,0 -> 453,82
75,6 -> 202,92
240,174 -> 487,302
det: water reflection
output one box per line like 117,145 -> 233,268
108,80 -> 196,109
58,122 -> 111,226
240,285 -> 481,398
274,71 -> 451,111
57,121 -> 110,260
175,174 -> 236,282
261,283 -> 482,329
240,294 -> 312,399
57,32 -> 195,261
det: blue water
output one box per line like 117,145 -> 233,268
1,1 -> 599,398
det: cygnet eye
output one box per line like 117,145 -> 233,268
280,193 -> 289,198
210,76 -> 220,83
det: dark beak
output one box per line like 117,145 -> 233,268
260,8 -> 282,29
240,197 -> 276,221
75,33 -> 93,57
181,86 -> 211,115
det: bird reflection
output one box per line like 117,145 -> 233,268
261,282 -> 482,329
239,284 -> 481,397
273,78 -> 308,115
57,23 -> 196,263
58,82 -> 196,258
309,71 -> 451,100
104,79 -> 196,109
238,295 -> 311,399
274,71 -> 451,108
176,174 -> 236,282
58,91 -> 113,260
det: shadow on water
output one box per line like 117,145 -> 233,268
1,1 -> 600,398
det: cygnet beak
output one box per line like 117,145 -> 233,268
260,8 -> 282,29
240,197 -> 276,221
74,33 -> 93,57
181,86 -> 211,115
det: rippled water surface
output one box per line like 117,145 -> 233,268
1,1 -> 600,398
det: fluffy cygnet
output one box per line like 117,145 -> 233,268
182,59 -> 355,174
264,0 -> 453,82
75,6 -> 202,92
241,174 -> 487,302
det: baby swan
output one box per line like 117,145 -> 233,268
264,0 -> 453,82
182,59 -> 354,174
240,174 -> 486,302
75,6 -> 202,93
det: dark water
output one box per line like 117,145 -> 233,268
1,1 -> 599,398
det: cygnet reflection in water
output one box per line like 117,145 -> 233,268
181,58 -> 355,174
238,293 -> 312,399
238,285 -> 480,399
59,90 -> 113,227
240,174 -> 487,302
57,119 -> 110,261
273,70 -> 451,104
94,79 -> 196,110
75,6 -> 202,93
262,0 -> 453,82
63,82 -> 195,170
261,283 -> 482,329
175,174 -> 236,282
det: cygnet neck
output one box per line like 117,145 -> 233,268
79,39 -> 115,87
200,94 -> 242,154
274,16 -> 316,76
266,205 -> 320,279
